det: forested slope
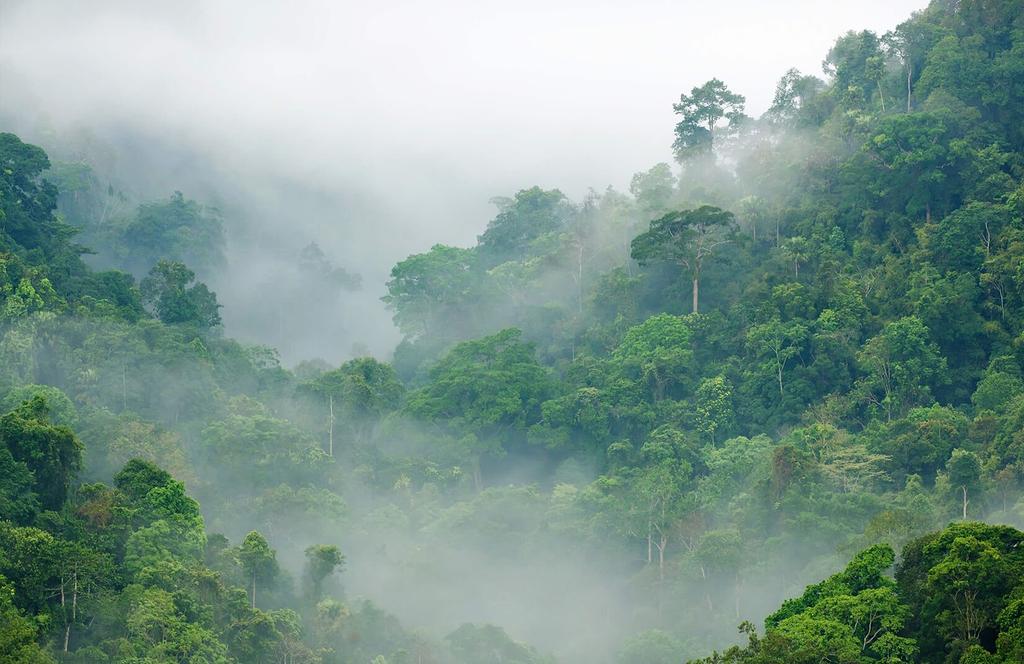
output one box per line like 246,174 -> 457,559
2,0 -> 1024,662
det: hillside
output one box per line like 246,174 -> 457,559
2,0 -> 1024,662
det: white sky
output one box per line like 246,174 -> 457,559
3,1 -> 926,241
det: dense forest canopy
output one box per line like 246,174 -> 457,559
2,0 -> 1024,662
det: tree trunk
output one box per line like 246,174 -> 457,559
328,395 -> 335,456
64,571 -> 78,653
657,534 -> 667,582
472,458 -> 482,492
878,81 -> 886,112
700,565 -> 713,611
906,65 -> 912,113
577,243 -> 584,314
60,575 -> 68,652
653,375 -> 666,403
734,575 -> 741,619
692,277 -> 699,314
624,232 -> 633,277
251,572 -> 257,609
962,485 -> 969,520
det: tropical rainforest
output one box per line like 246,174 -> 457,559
3,0 -> 1024,662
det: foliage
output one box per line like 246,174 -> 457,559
3,1 -> 1024,661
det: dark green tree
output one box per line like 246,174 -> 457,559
672,79 -> 747,161
121,191 -> 225,274
139,259 -> 222,329
0,396 -> 82,511
631,205 -> 736,313
236,531 -> 279,609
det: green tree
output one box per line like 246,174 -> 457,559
612,313 -> 693,402
672,79 -> 747,161
0,396 -> 82,511
236,531 -> 280,609
121,190 -> 225,275
631,205 -> 736,313
823,30 -> 886,109
405,328 -> 552,487
897,523 -> 1024,659
766,544 -> 916,662
862,112 -> 961,222
883,17 -> 935,113
114,457 -> 175,502
139,259 -> 222,329
781,236 -> 811,279
0,384 -> 77,427
630,163 -> 677,216
382,244 -> 477,339
123,478 -> 206,573
972,359 -> 1024,413
0,133 -> 79,259
0,574 -> 54,664
945,448 -> 983,520
630,425 -> 696,581
746,318 -> 807,398
766,68 -> 827,128
926,533 -> 1012,647
301,357 -> 404,453
304,544 -> 345,601
866,405 -> 967,483
0,444 -> 38,524
201,396 -> 326,489
918,202 -> 1009,274
856,316 -> 947,421
477,187 -> 571,265
48,541 -> 113,654
694,375 -> 735,444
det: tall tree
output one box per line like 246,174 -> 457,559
139,259 -> 222,329
382,244 -> 477,339
477,187 -> 571,265
945,448 -> 982,520
766,68 -> 828,127
823,30 -> 886,109
236,531 -> 279,609
301,357 -> 404,453
304,544 -> 345,601
0,133 -> 79,260
746,318 -> 808,398
631,205 -> 736,313
672,79 -> 746,161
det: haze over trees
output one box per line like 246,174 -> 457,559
1,0 -> 1024,662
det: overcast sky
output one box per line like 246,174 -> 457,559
0,0 -> 928,358
3,0 -> 925,235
